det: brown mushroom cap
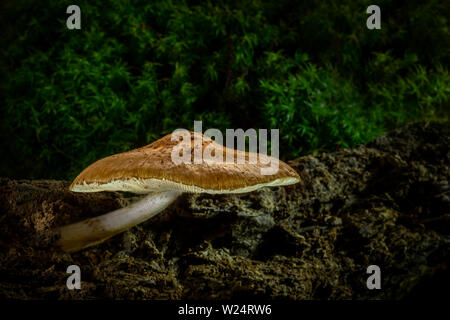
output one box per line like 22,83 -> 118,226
70,131 -> 300,194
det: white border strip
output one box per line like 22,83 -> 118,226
71,176 -> 299,194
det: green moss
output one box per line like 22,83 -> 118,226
0,0 -> 448,179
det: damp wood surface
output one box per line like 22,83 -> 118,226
0,122 -> 449,299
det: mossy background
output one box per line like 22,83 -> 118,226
0,0 -> 448,179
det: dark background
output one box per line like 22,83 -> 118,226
0,0 -> 448,179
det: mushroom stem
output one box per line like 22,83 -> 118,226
55,190 -> 183,253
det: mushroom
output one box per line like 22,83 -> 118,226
55,131 -> 300,252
